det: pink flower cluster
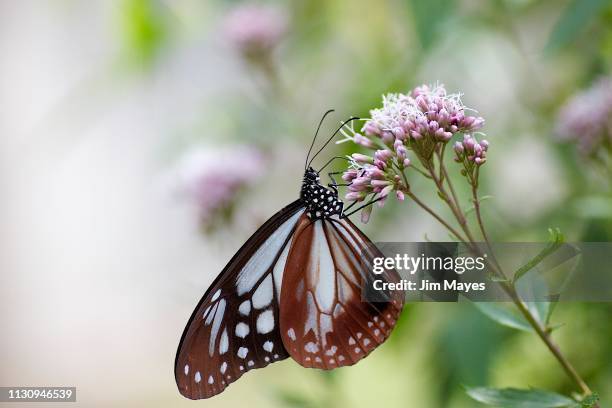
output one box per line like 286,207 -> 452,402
555,77 -> 612,155
363,84 -> 484,144
174,146 -> 264,227
222,4 -> 288,59
454,134 -> 489,165
342,83 -> 485,207
342,154 -> 405,204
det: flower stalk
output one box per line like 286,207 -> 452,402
341,83 -> 597,404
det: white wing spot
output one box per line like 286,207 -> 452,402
367,321 -> 373,328
235,322 -> 250,338
219,328 -> 229,354
208,375 -> 214,384
248,360 -> 254,367
211,289 -> 221,302
354,347 -> 361,353
252,275 -> 273,309
264,356 -> 270,362
364,338 -> 371,346
220,362 -> 227,374
310,222 -> 335,313
184,364 -> 189,375
333,304 -> 343,318
329,359 -> 335,364
256,309 -> 274,334
305,342 -> 319,353
209,299 -> 226,356
263,341 -> 274,352
348,337 -> 356,345
195,371 -> 201,383
239,365 -> 244,371
315,357 -> 322,363
287,328 -> 296,341
239,300 -> 251,316
273,354 -> 279,359
357,332 -> 363,339
373,316 -> 379,322
236,211 -> 302,295
338,355 -> 345,362
374,329 -> 380,336
204,303 -> 217,325
237,347 -> 249,359
325,346 -> 337,356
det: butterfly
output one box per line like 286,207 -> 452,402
175,111 -> 405,399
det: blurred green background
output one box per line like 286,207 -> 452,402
0,0 -> 611,407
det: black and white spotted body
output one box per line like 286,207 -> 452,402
300,167 -> 343,220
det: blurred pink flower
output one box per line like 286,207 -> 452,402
174,146 -> 264,228
555,77 -> 612,155
222,4 -> 288,59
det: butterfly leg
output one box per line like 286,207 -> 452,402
327,170 -> 350,192
342,196 -> 384,218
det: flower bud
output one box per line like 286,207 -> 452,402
360,205 -> 372,224
345,191 -> 366,201
380,185 -> 394,198
454,141 -> 464,154
371,179 -> 392,187
374,149 -> 393,162
392,127 -> 406,139
352,153 -> 373,164
363,121 -> 380,136
366,167 -> 386,179
350,176 -> 370,188
342,169 -> 358,182
354,134 -> 375,148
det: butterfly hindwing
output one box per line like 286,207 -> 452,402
278,214 -> 404,369
175,201 -> 305,399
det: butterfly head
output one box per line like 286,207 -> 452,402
301,167 -> 343,220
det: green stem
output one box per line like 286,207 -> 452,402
427,162 -> 478,243
502,283 -> 593,397
405,191 -> 468,243
398,149 -> 594,400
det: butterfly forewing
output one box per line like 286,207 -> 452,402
278,214 -> 404,369
175,201 -> 305,399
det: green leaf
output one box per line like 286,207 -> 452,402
545,0 -> 608,53
466,387 -> 579,407
515,270 -> 550,326
406,0 -> 456,50
513,228 -> 564,283
473,302 -> 533,332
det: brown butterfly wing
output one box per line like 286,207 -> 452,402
278,214 -> 404,369
175,201 -> 304,399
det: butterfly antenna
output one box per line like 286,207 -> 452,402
305,109 -> 335,170
307,116 -> 360,169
